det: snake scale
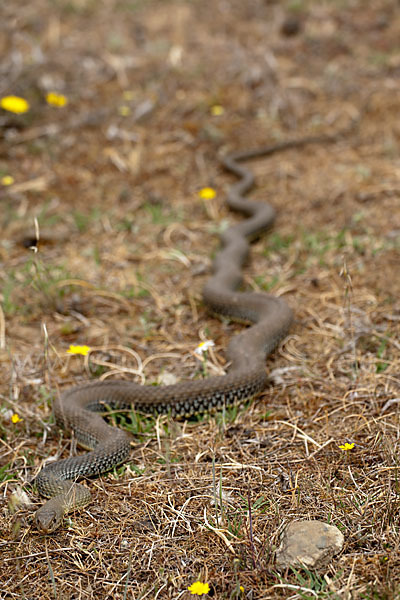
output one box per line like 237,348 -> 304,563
34,131 -> 348,532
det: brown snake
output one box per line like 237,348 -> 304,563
34,129 -> 353,532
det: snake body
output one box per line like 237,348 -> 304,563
34,144 -> 298,532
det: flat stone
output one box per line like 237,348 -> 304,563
275,520 -> 344,569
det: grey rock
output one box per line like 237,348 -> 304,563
276,520 -> 344,569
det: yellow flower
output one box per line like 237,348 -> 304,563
0,96 -> 30,114
118,105 -> 131,116
11,413 -> 22,424
198,187 -> 216,200
339,442 -> 355,451
67,345 -> 91,356
46,92 -> 68,107
210,104 -> 224,116
1,175 -> 14,186
123,90 -> 134,101
188,581 -> 210,595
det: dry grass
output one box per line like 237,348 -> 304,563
1,0 -> 400,598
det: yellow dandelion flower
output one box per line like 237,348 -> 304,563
123,90 -> 134,101
1,175 -> 14,186
210,104 -> 224,116
11,413 -> 22,424
46,92 -> 68,107
67,345 -> 91,356
0,96 -> 30,114
339,442 -> 355,451
198,187 -> 216,200
118,105 -> 131,116
188,581 -> 210,595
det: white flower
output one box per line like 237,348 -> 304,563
194,340 -> 215,356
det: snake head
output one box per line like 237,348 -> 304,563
34,504 -> 63,533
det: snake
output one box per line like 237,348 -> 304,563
34,129 -> 353,533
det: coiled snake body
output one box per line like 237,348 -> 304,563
34,142 -> 303,532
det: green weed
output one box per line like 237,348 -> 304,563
143,202 -> 182,226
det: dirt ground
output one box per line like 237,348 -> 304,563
1,0 -> 400,598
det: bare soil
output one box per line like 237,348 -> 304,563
1,0 -> 400,598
